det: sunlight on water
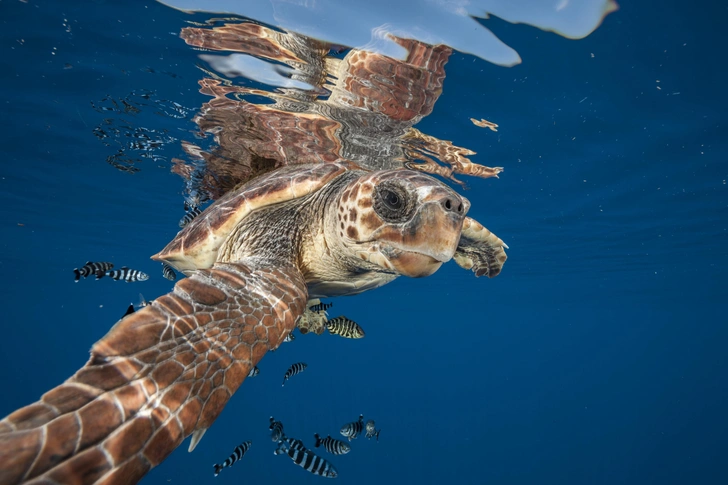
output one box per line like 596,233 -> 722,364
160,0 -> 617,66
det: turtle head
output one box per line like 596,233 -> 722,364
332,169 -> 469,278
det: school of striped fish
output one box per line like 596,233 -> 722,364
209,413 -> 380,480
73,261 -> 149,283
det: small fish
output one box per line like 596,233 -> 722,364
247,366 -> 260,378
326,316 -> 365,339
365,420 -> 380,441
314,433 -> 350,455
269,417 -> 284,442
275,438 -> 337,478
309,301 -> 333,313
102,267 -> 149,282
340,414 -> 364,441
282,362 -> 307,386
73,261 -> 113,282
273,437 -> 305,455
179,206 -> 202,228
213,440 -> 251,477
161,262 -> 177,281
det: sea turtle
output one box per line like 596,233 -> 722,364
0,161 -> 507,485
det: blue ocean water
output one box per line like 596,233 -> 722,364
0,1 -> 726,484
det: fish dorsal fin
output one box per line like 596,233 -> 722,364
188,428 -> 208,452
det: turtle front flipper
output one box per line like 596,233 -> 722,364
0,261 -> 307,485
453,216 -> 508,278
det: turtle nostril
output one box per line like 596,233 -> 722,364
442,198 -> 464,213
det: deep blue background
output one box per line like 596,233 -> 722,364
0,1 -> 726,484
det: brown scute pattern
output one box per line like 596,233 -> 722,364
94,455 -> 150,485
43,385 -> 102,416
29,414 -> 80,477
46,447 -> 110,485
0,262 -> 307,485
3,404 -> 58,432
0,428 -> 43,484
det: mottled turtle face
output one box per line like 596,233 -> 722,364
334,169 -> 469,277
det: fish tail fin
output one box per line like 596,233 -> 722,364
95,270 -> 105,280
212,463 -> 223,477
0,263 -> 307,485
314,433 -> 321,447
73,269 -> 81,282
274,441 -> 288,455
376,429 -> 381,442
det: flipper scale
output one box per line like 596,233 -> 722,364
0,262 -> 307,485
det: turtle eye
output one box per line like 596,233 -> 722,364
373,183 -> 412,222
381,189 -> 402,210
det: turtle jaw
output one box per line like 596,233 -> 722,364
380,247 -> 444,278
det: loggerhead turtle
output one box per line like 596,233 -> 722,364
0,161 -> 507,485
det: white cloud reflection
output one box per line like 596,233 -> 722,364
159,0 -> 617,66
198,53 -> 317,90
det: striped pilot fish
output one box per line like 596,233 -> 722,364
213,440 -> 252,476
326,316 -> 365,339
282,362 -> 307,386
273,437 -> 305,455
365,420 -> 381,441
73,261 -> 113,282
309,301 -> 333,314
314,433 -> 351,455
247,366 -> 260,378
178,205 -> 202,228
340,414 -> 364,441
275,438 -> 338,479
161,262 -> 177,281
102,267 -> 149,282
269,417 -> 284,442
